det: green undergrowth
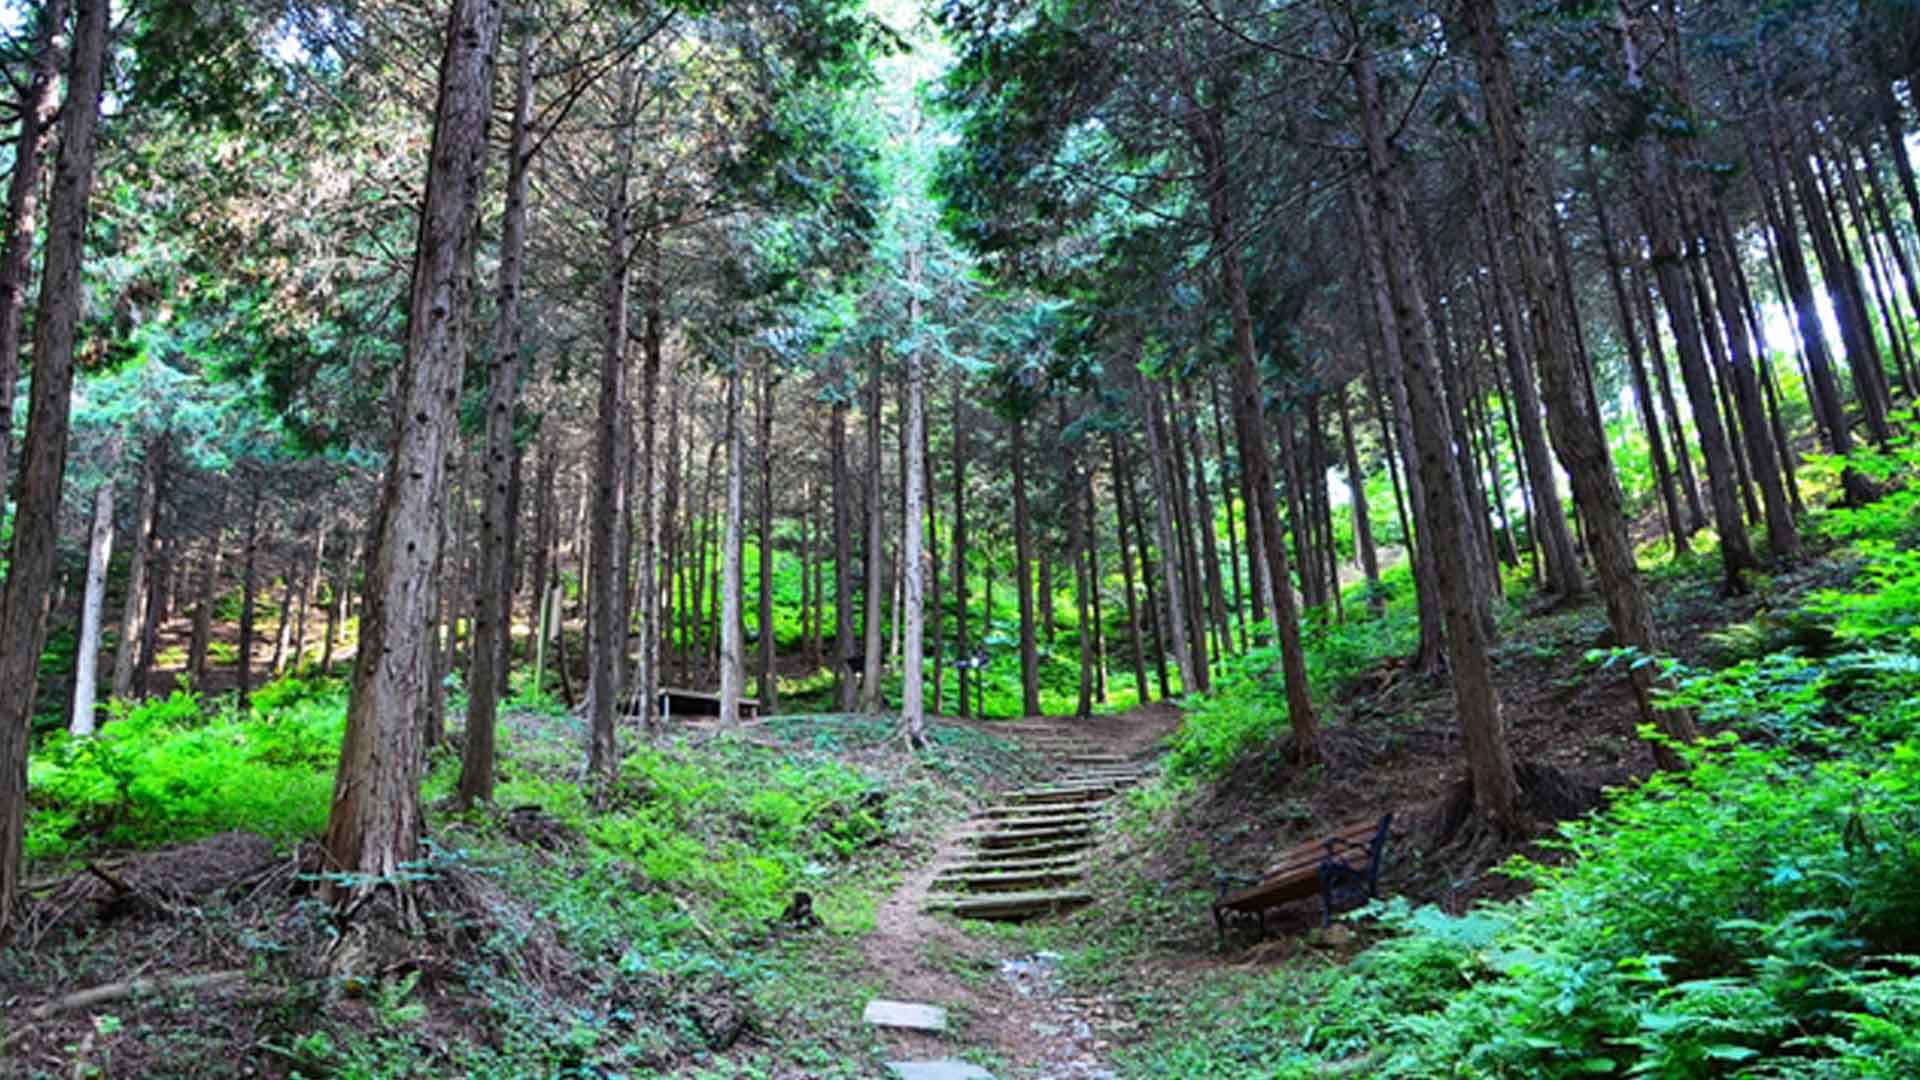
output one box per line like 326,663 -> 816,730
1166,561 -> 1424,778
1117,429 -> 1920,1078
22,671 -> 1009,1076
26,675 -> 344,861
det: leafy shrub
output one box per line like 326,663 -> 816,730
1166,565 -> 1420,779
27,678 -> 342,859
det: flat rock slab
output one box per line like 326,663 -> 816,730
888,1061 -> 996,1080
864,999 -> 949,1032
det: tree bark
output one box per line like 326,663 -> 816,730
1697,200 -> 1798,560
901,257 -> 928,743
952,391 -> 972,717
860,347 -> 886,713
1355,187 -> 1445,670
588,66 -> 636,782
322,0 -> 502,910
1109,434 -> 1150,701
0,0 -> 66,499
189,514 -> 225,690
1353,37 -> 1518,830
71,461 -> 118,736
756,363 -> 779,711
1137,374 -> 1196,698
832,364 -> 855,710
110,438 -> 164,698
720,362 -> 746,726
1338,384 -> 1381,599
1475,172 -> 1582,598
1592,177 -> 1688,556
459,25 -> 535,808
1191,83 -> 1314,752
1011,409 -> 1043,715
1468,0 -> 1696,769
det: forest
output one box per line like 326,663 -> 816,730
2,0 -> 1920,1075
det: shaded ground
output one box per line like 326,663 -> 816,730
859,706 -> 1180,1079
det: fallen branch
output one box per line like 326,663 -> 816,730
30,970 -> 247,1019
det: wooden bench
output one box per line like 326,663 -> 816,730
652,687 -> 759,721
1212,813 -> 1393,940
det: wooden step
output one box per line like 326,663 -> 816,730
1008,783 -> 1122,804
971,810 -> 1097,829
981,801 -> 1106,818
970,824 -> 1094,849
969,838 -> 1092,861
923,889 -> 1094,919
931,867 -> 1084,893
940,853 -> 1084,875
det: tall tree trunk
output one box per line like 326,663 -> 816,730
1685,240 -> 1763,526
1355,187 -> 1446,670
1635,271 -> 1708,531
1697,200 -> 1798,559
1837,143 -> 1916,397
322,0 -> 502,910
1191,86 -> 1315,755
1163,387 -> 1209,681
71,464 -> 118,736
1011,410 -> 1043,715
1209,381 -> 1250,648
1792,144 -> 1892,443
189,520 -> 225,689
924,393 -> 944,714
588,67 -> 636,782
860,347 -> 886,713
1338,384 -> 1382,599
1109,435 -> 1150,702
832,365 -> 855,711
1126,443 -> 1171,701
1071,453 -> 1094,719
1592,177 -> 1688,556
757,363 -> 778,710
238,483 -> 263,709
1476,173 -> 1583,598
1353,38 -> 1518,830
1636,190 -> 1759,588
1470,0 -> 1696,768
1139,376 -> 1199,697
111,439 -> 164,697
952,391 -> 972,718
720,363 -> 746,726
901,251 -> 928,744
1182,387 -> 1231,662
0,0 -> 65,499
292,527 -> 326,673
460,26 -> 534,808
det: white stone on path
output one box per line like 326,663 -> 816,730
863,999 -> 949,1032
886,1061 -> 996,1080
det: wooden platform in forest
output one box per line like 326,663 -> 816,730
651,687 -> 759,720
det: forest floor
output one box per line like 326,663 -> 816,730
858,705 -> 1178,1079
4,537 -> 1873,1078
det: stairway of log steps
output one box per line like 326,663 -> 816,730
921,723 -> 1152,921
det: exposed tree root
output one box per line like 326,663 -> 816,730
28,969 -> 249,1019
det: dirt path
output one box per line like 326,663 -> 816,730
858,705 -> 1180,1079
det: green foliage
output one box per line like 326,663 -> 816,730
1166,564 -> 1421,778
1125,445 -> 1920,1079
585,738 -> 885,924
26,678 -> 342,859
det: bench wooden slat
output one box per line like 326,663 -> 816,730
1213,813 -> 1394,938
